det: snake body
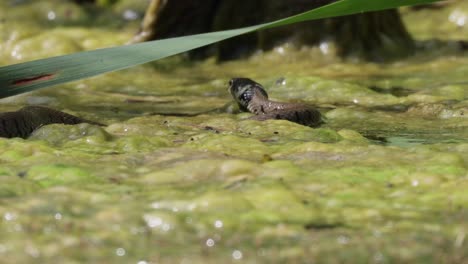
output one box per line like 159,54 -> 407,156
0,106 -> 103,139
229,78 -> 323,127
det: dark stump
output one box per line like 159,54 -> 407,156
131,0 -> 414,62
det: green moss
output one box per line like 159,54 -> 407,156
0,176 -> 41,197
337,129 -> 369,144
184,134 -> 271,159
27,164 -> 102,187
0,139 -> 57,163
241,181 -> 315,224
31,123 -> 112,145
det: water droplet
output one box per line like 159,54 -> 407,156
11,47 -> 22,60
144,215 -> 162,228
123,10 -> 139,21
47,11 -> 56,21
116,248 -> 126,256
4,212 -> 16,221
319,42 -> 329,54
206,238 -> 215,247
214,220 -> 223,229
449,10 -> 467,27
232,250 -> 243,260
412,180 -> 419,187
54,213 -> 62,220
275,47 -> 285,55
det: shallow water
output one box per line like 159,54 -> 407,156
0,1 -> 467,263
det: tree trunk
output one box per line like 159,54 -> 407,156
132,0 -> 414,62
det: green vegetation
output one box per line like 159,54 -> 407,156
0,0 -> 467,263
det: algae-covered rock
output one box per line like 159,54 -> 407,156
27,164 -> 102,187
30,123 -> 112,146
6,31 -> 82,62
0,138 -> 57,163
0,0 -> 130,63
265,76 -> 401,107
184,134 -> 271,160
237,119 -> 343,144
337,129 -> 370,144
137,159 -> 260,184
241,181 -> 316,225
0,176 -> 41,197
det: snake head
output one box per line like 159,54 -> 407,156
228,78 -> 268,111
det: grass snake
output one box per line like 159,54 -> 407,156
228,78 -> 323,127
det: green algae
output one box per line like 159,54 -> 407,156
0,176 -> 41,198
27,164 -> 101,187
0,1 -> 467,263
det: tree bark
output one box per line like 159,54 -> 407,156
132,0 -> 414,62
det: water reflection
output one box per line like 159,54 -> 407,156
232,250 -> 243,260
143,214 -> 171,232
4,212 -> 17,221
449,9 -> 467,26
206,238 -> 215,247
47,11 -> 56,20
54,212 -> 62,220
115,247 -> 126,256
214,220 -> 223,229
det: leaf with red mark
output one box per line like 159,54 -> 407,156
12,73 -> 56,86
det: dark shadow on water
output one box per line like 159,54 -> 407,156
385,134 -> 468,147
362,130 -> 468,147
362,133 -> 388,145
368,85 -> 415,97
369,104 -> 411,113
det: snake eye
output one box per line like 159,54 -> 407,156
239,88 -> 253,104
228,79 -> 234,87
